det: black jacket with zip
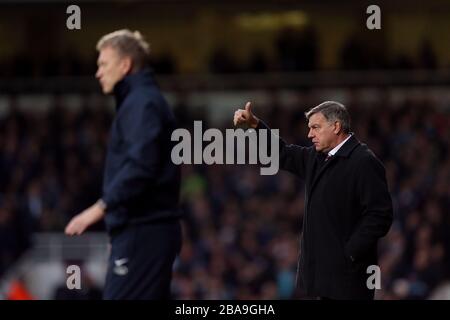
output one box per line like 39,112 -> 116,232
102,69 -> 181,235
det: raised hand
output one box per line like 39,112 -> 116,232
233,101 -> 259,129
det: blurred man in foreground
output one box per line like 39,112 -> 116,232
65,29 -> 182,300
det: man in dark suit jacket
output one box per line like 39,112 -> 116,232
65,29 -> 182,299
234,101 -> 393,299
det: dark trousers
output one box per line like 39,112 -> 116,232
103,220 -> 182,300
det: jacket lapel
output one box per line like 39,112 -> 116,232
308,135 -> 360,197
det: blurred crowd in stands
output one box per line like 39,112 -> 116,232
0,88 -> 449,299
0,27 -> 440,78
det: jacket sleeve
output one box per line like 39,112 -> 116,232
257,120 -> 311,180
102,102 -> 163,211
345,154 -> 394,261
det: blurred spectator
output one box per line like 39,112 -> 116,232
209,47 -> 239,73
418,39 -> 437,69
275,26 -> 318,71
247,49 -> 268,73
151,52 -> 177,74
6,278 -> 34,300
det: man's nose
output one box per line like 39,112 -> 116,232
308,130 -> 313,138
95,69 -> 101,79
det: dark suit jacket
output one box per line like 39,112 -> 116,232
258,121 -> 393,299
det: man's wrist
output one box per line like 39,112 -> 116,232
250,117 -> 260,129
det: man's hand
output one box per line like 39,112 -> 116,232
233,101 -> 259,129
65,201 -> 105,236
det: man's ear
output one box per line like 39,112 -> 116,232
120,56 -> 133,75
334,121 -> 342,134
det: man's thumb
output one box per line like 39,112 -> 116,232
245,101 -> 252,113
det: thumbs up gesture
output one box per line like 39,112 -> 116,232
233,101 -> 259,129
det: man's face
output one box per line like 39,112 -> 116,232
95,46 -> 128,94
307,112 -> 338,153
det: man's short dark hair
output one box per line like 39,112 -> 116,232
305,101 -> 351,134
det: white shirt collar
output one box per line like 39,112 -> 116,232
328,134 -> 353,157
